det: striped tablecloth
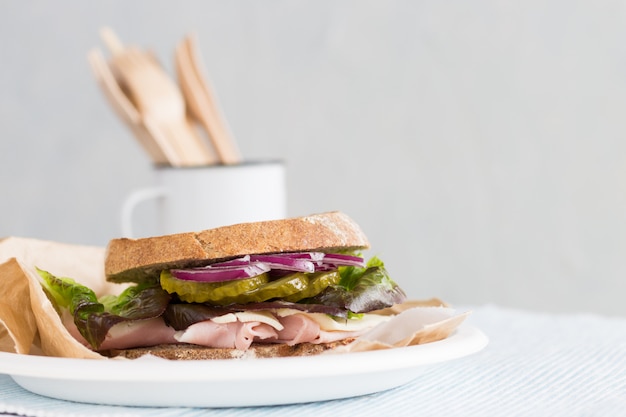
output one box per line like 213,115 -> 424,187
1,304 -> 624,417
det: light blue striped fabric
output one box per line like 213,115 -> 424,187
1,305 -> 625,417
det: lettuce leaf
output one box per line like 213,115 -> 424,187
38,268 -> 171,349
305,256 -> 406,313
162,303 -> 231,331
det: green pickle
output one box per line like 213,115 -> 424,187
160,271 -> 270,304
228,273 -> 309,304
160,270 -> 340,305
283,271 -> 340,302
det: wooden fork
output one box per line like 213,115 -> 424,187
100,27 -> 217,166
175,34 -> 242,164
88,48 -> 174,165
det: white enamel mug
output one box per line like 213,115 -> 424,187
121,161 -> 287,237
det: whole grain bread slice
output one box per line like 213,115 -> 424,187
105,211 -> 370,284
108,339 -> 355,360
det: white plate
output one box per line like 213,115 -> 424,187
0,325 -> 487,408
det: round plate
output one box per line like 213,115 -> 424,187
0,325 -> 487,407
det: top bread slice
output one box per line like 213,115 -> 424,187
105,211 -> 370,284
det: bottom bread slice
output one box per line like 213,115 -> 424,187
108,340 -> 355,360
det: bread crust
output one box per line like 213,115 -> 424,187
105,211 -> 369,283
108,340 -> 354,360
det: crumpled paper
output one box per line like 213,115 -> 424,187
0,237 -> 468,359
335,305 -> 470,353
0,237 -> 111,358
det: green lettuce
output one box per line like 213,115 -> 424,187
306,256 -> 406,313
38,268 -> 171,350
162,303 -> 233,331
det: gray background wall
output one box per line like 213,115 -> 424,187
2,1 -> 626,315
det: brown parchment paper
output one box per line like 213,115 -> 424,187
0,237 -> 109,358
335,306 -> 470,353
0,237 -> 469,359
0,258 -> 37,354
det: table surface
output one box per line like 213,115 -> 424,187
0,304 -> 624,417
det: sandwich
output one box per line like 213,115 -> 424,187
39,211 -> 409,359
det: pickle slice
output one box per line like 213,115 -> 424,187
160,270 -> 340,306
224,273 -> 310,304
283,271 -> 340,303
160,270 -> 270,304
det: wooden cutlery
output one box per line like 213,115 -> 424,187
90,28 -> 240,166
175,34 -> 241,165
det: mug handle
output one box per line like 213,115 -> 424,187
120,187 -> 168,238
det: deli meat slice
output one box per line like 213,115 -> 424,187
272,313 -> 370,345
98,318 -> 179,350
175,314 -> 323,349
175,320 -> 278,350
273,314 -> 321,346
87,311 -> 371,352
